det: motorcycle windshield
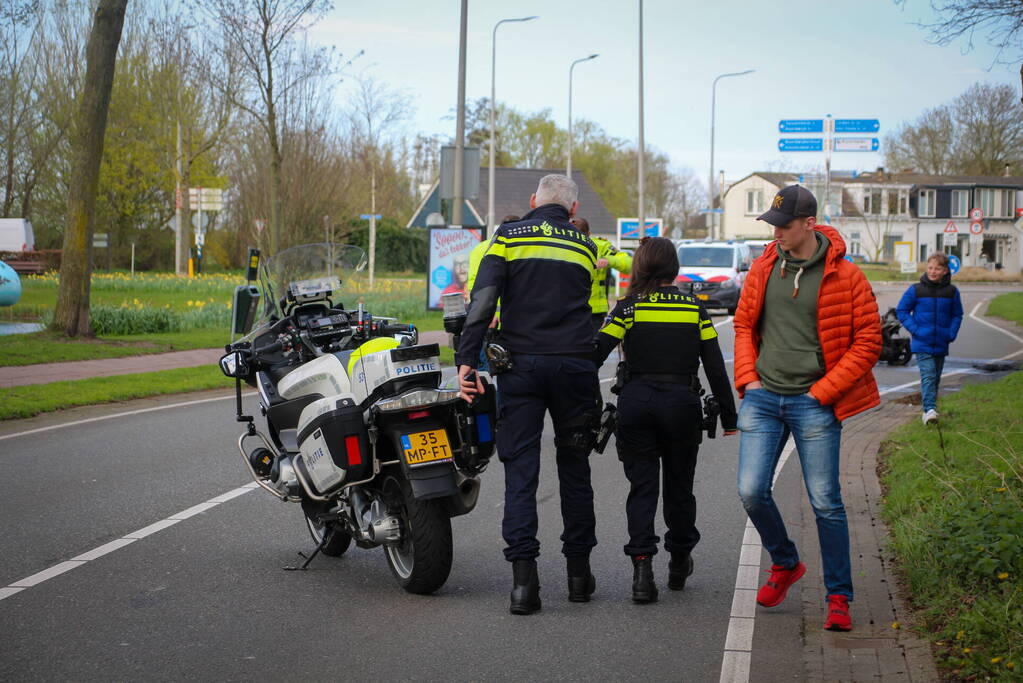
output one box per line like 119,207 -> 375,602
261,243 -> 368,318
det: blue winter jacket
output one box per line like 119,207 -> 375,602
896,272 -> 963,355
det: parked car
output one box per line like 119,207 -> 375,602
0,218 -> 35,252
675,241 -> 752,315
744,239 -> 772,261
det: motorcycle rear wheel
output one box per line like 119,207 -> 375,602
301,500 -> 352,557
890,343 -> 913,366
382,475 -> 453,595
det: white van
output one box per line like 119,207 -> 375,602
0,219 -> 35,252
674,241 -> 752,315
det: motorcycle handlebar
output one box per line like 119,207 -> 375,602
252,339 -> 284,356
379,323 -> 415,336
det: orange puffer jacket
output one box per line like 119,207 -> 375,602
733,225 -> 882,420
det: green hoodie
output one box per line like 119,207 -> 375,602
755,232 -> 830,395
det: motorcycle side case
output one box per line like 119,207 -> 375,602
295,394 -> 372,495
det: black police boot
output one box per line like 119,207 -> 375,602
631,555 -> 658,604
566,556 -> 596,603
509,559 -> 541,615
668,552 -> 694,591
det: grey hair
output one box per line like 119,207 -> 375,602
534,174 -> 578,210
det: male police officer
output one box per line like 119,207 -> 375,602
457,174 -> 600,615
570,217 -> 632,331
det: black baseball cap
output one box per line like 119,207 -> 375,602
757,185 -> 818,227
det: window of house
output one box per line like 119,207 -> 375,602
950,190 -> 968,217
918,189 -> 936,217
850,231 -> 861,240
863,188 -> 882,215
978,188 -> 996,216
745,189 -> 763,215
999,189 -> 1016,218
887,189 -> 908,215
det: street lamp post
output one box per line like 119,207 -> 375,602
709,69 -> 754,240
489,15 -> 537,236
567,53 -> 598,179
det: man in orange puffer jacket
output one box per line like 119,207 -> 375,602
733,185 -> 881,633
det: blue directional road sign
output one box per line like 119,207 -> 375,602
360,214 -> 382,220
778,138 -> 824,152
948,254 -> 961,275
834,119 -> 880,133
778,119 -> 824,133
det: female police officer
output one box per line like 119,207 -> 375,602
593,237 -> 737,603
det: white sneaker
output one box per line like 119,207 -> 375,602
923,409 -> 939,425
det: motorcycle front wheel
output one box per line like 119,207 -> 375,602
301,499 -> 352,557
382,475 -> 453,595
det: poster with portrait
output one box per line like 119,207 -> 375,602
427,228 -> 482,310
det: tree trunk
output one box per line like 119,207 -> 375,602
51,0 -> 128,337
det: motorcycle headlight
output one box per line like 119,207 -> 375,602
375,388 -> 460,412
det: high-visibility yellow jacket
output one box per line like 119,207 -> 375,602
590,237 -> 632,315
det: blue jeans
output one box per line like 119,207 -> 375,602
737,389 -> 852,600
916,352 -> 945,412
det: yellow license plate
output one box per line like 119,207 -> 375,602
697,293 -> 709,300
401,429 -> 453,466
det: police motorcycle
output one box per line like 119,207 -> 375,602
218,244 -> 497,595
878,307 -> 913,366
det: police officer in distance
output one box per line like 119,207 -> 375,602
594,237 -> 737,603
457,175 -> 601,615
570,217 -> 633,332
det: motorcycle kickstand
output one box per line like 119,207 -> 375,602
283,536 -> 328,571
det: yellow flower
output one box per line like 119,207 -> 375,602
991,657 -> 1002,664
996,487 -> 1007,492
891,622 -> 900,630
956,630 -> 965,640
962,648 -> 971,655
1006,661 -> 1015,670
998,572 -> 1009,580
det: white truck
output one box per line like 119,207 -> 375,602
0,218 -> 35,252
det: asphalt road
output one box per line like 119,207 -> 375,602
1,283 -> 1019,682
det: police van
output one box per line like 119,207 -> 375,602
0,219 -> 35,252
674,240 -> 752,315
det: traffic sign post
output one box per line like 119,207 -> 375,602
834,119 -> 880,133
778,119 -> 823,133
617,217 -> 662,244
831,137 -> 879,152
778,138 -> 824,152
948,254 -> 961,275
943,221 -> 958,249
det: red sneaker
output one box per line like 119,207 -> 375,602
756,562 -> 806,607
823,594 -> 852,631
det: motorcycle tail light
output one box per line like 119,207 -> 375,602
345,435 -> 362,466
407,409 -> 430,420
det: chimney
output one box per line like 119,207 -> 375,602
1004,163 -> 1011,177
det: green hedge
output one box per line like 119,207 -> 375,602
343,219 -> 428,272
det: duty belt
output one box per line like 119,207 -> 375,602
630,372 -> 696,386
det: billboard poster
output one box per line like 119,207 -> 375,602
427,228 -> 482,310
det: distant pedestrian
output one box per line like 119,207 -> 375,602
896,252 -> 964,425
733,185 -> 881,632
570,217 -> 633,332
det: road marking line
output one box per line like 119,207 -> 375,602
0,394 -> 240,443
0,483 -> 255,602
719,297 -> 1023,682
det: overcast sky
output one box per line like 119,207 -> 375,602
310,0 -> 1020,186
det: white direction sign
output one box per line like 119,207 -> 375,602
831,137 -> 879,152
943,221 -> 958,248
188,187 -> 224,211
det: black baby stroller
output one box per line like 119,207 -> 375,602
879,307 -> 913,366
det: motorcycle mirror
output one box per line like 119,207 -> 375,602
219,350 -> 247,378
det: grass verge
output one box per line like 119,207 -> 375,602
0,365 -> 232,420
988,292 -> 1023,327
0,328 -> 231,367
879,371 -> 1023,680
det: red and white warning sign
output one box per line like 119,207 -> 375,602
969,221 -> 984,236
943,220 -> 959,247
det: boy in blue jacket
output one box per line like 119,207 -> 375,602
896,252 -> 964,424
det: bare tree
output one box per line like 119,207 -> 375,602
51,0 -> 128,337
897,0 -> 1023,98
205,0 -> 337,255
884,82 -> 1023,175
663,166 -> 704,238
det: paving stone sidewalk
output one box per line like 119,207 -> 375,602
799,399 -> 939,682
0,330 -> 450,388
